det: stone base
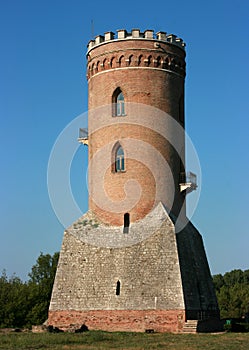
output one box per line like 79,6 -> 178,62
48,309 -> 186,333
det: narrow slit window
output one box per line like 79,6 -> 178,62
115,146 -> 125,172
123,213 -> 130,233
116,280 -> 121,296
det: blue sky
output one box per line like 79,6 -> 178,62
0,0 -> 248,280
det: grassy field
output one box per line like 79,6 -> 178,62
0,331 -> 248,350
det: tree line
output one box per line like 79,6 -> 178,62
0,252 -> 248,328
0,252 -> 59,328
213,269 -> 249,319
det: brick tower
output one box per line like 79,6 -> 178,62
48,29 -> 220,332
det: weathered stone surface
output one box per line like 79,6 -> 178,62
48,203 -> 219,332
49,204 -> 184,313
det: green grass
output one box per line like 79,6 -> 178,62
0,331 -> 248,350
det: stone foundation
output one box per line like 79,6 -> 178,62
48,309 -> 186,333
49,204 -> 220,333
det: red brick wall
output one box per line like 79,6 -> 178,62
48,309 -> 186,333
87,38 -> 186,225
89,124 -> 182,225
88,68 -> 184,118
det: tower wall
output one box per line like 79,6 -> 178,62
87,30 -> 186,225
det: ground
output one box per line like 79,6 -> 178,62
0,331 -> 248,349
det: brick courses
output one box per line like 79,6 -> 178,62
48,309 -> 186,333
87,33 -> 186,225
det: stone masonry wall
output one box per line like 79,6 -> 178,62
49,203 -> 185,331
176,222 -> 220,319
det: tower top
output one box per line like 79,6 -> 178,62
87,28 -> 186,53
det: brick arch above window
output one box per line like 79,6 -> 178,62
128,54 -> 134,66
137,54 -> 143,66
87,52 -> 186,79
117,55 -> 125,68
154,56 -> 162,67
95,60 -> 100,72
110,56 -> 116,68
144,55 -> 152,67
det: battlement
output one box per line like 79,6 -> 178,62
87,29 -> 185,52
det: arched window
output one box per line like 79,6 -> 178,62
117,92 -> 125,116
112,88 -> 125,117
115,146 -> 125,172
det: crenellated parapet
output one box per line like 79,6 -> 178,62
87,29 -> 186,80
87,29 -> 185,52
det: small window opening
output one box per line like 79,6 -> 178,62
116,280 -> 121,295
123,213 -> 130,233
115,146 -> 125,172
116,92 -> 125,116
112,88 -> 125,116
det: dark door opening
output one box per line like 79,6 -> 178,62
123,213 -> 130,233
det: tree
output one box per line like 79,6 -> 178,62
27,252 -> 59,325
213,274 -> 224,291
0,271 -> 30,328
213,269 -> 249,319
28,252 -> 59,285
0,252 -> 59,328
223,269 -> 244,287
